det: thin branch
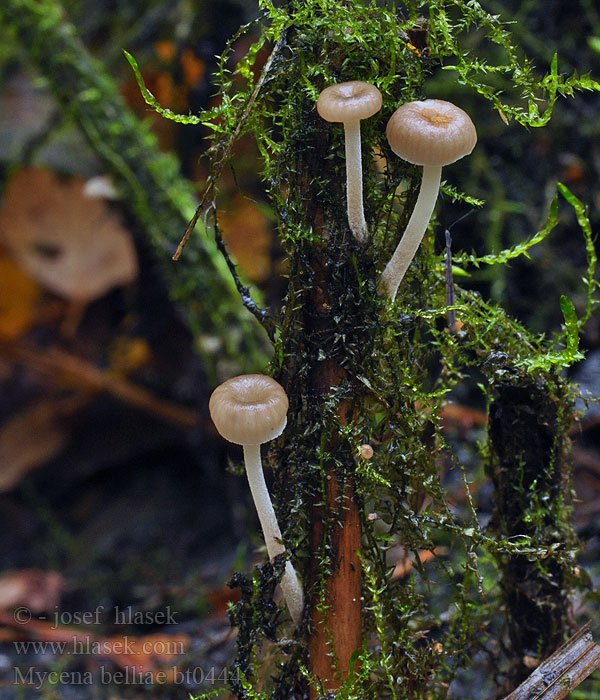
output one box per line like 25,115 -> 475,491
212,217 -> 276,342
501,623 -> 600,700
3,342 -> 203,429
445,228 -> 456,334
173,31 -> 287,261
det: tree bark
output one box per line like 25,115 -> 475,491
305,256 -> 362,694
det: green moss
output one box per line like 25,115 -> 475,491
130,0 -> 598,697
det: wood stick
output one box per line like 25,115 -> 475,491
3,342 -> 201,429
501,623 -> 600,700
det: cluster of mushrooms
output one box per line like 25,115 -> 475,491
209,82 -> 477,627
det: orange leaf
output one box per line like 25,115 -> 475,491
0,254 -> 40,340
0,569 -> 63,613
220,195 -> 272,283
102,633 -> 191,673
392,547 -> 448,580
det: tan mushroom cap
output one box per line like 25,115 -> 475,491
209,374 -> 289,446
386,99 -> 477,167
317,81 -> 383,123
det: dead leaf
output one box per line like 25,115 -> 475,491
181,49 -> 206,87
207,584 -> 241,618
392,547 -> 448,580
0,400 -> 68,492
103,633 -> 191,674
0,569 -> 63,613
0,253 -> 40,340
154,40 -> 177,63
220,195 -> 272,283
0,168 -> 138,303
0,610 -> 84,642
441,402 -> 488,430
0,610 -> 190,675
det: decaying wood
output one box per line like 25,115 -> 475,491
488,374 -> 571,685
501,622 -> 600,700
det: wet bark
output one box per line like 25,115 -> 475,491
488,372 -> 572,688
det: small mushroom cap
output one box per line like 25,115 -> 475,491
317,81 -> 383,123
386,99 -> 477,167
209,374 -> 289,446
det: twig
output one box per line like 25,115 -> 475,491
445,228 -> 456,334
172,31 -> 287,261
212,218 -> 276,341
501,622 -> 600,700
3,342 -> 202,429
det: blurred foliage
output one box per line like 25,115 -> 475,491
0,0 -> 270,383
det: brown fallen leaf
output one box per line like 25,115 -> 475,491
103,633 -> 191,675
392,547 -> 449,580
0,610 -> 190,674
220,194 -> 272,283
0,254 -> 40,341
0,569 -> 63,613
0,168 -> 137,303
441,402 -> 488,431
207,584 -> 242,618
0,400 -> 68,492
0,610 -> 86,642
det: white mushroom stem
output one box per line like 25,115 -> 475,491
343,120 -> 368,243
379,164 -> 442,300
242,444 -> 304,627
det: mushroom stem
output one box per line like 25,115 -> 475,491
379,164 -> 442,300
243,444 -> 304,627
343,120 -> 368,243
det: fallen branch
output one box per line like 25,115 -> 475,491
0,0 -> 268,378
3,342 -> 202,429
501,623 -> 600,700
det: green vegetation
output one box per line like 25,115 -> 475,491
7,0 -> 599,697
123,0 -> 600,697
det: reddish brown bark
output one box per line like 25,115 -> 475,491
309,471 -> 362,693
306,260 -> 362,694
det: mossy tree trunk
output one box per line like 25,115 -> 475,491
487,370 -> 576,690
275,104 -> 373,691
304,252 -> 364,693
5,1 -> 594,698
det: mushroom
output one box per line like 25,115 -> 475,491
209,374 -> 304,627
317,81 -> 383,243
379,99 -> 477,300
